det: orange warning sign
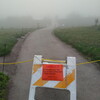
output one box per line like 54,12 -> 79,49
42,64 -> 63,81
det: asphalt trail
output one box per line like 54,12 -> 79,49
9,28 -> 100,100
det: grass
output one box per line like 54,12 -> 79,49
54,26 -> 100,62
0,72 -> 9,100
0,28 -> 36,100
0,28 -> 35,56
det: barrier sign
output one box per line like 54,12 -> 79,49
42,64 -> 63,81
28,55 -> 76,100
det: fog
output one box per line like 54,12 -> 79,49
0,0 -> 100,28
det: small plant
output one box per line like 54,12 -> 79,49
0,72 -> 9,100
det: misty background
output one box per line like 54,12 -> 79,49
0,0 -> 100,28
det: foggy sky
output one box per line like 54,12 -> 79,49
0,0 -> 100,19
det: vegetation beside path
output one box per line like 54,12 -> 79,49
0,28 -> 36,100
0,72 -> 9,100
0,28 -> 35,56
54,26 -> 100,63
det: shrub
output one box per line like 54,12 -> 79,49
0,72 -> 9,100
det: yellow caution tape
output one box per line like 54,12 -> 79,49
43,59 -> 100,65
42,59 -> 66,63
76,60 -> 100,66
0,59 -> 33,65
0,59 -> 99,65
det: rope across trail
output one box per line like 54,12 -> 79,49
0,58 -> 100,66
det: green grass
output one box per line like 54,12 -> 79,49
54,26 -> 100,62
0,28 -> 35,56
0,28 -> 35,99
0,72 -> 9,100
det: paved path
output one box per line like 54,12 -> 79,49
9,28 -> 100,100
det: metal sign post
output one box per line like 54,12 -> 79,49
29,55 -> 76,100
